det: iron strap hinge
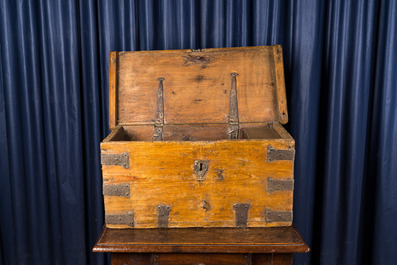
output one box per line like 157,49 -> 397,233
228,73 -> 239,139
233,203 -> 251,228
154,77 -> 165,141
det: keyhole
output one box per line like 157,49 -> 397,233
194,160 -> 208,181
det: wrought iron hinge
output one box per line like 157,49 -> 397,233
267,177 -> 294,193
154,77 -> 165,141
228,73 -> 239,139
233,203 -> 250,228
157,205 -> 171,228
267,145 -> 295,162
106,211 -> 134,227
101,152 -> 129,168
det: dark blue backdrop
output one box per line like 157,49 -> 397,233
1,1 -> 396,264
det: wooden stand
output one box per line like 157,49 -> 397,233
93,225 -> 309,265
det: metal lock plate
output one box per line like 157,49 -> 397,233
101,152 -> 129,168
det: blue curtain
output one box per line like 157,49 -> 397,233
1,1 -> 396,264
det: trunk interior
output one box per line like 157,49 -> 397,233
105,122 -> 284,142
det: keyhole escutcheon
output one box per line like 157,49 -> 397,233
194,160 -> 209,182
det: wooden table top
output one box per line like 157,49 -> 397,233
93,225 -> 309,254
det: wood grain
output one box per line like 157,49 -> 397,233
108,46 -> 288,127
103,125 -> 124,142
273,122 -> 293,140
122,124 -> 230,141
103,45 -> 295,229
251,254 -> 273,265
109,52 -> 118,129
272,254 -> 293,265
110,253 -> 294,265
152,253 -> 248,265
101,129 -> 294,228
273,45 -> 288,124
92,226 -> 310,254
102,126 -> 294,228
241,125 -> 281,139
120,122 -> 286,141
111,253 -> 149,265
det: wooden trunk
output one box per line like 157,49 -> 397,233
101,45 -> 295,228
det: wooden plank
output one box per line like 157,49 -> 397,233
101,139 -> 294,228
92,226 -> 310,253
272,254 -> 293,265
110,253 -> 295,265
273,45 -> 288,124
111,254 -> 149,265
241,126 -> 281,139
162,124 -> 229,141
120,123 -> 284,141
113,46 -> 287,126
108,52 -> 118,129
103,125 -> 124,142
251,254 -> 272,265
273,122 -> 293,140
152,253 -> 248,265
122,124 -> 230,141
